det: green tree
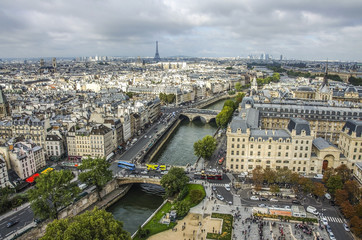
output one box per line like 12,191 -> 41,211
78,157 -> 113,201
166,94 -> 175,103
126,92 -> 134,99
41,207 -> 131,240
235,92 -> 245,105
28,170 -> 80,220
312,182 -> 326,198
322,168 -> 334,183
216,106 -> 234,128
0,186 -> 15,214
160,167 -> 189,197
193,135 -> 217,160
335,164 -> 351,184
235,82 -> 242,91
298,177 -> 314,194
174,200 -> 190,218
270,184 -> 280,193
223,100 -> 236,110
326,175 -> 343,196
263,169 -> 277,184
252,166 -> 264,189
276,168 -> 293,184
272,72 -> 280,82
189,189 -> 204,205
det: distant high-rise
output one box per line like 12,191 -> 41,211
280,55 -> 283,61
40,58 -> 44,67
52,57 -> 57,70
154,41 -> 161,62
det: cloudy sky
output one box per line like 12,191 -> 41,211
1,0 -> 361,60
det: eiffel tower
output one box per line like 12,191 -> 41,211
154,41 -> 161,62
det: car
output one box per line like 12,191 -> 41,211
325,193 -> 331,200
329,231 -> 336,240
217,194 -> 224,201
314,174 -> 324,179
149,135 -> 152,139
343,223 -> 350,232
326,225 -> 332,233
270,198 -> 279,202
140,170 -> 148,174
7,220 -> 19,228
260,197 -> 268,201
144,135 -> 147,138
306,206 -> 319,215
258,204 -> 266,207
250,196 -> 259,201
212,186 -> 216,191
292,200 -> 301,205
284,205 -> 291,209
321,217 -> 328,226
225,184 -> 231,191
161,171 -> 168,175
218,157 -> 224,165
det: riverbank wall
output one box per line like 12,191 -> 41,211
17,180 -> 132,240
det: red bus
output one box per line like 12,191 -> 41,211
26,173 -> 40,183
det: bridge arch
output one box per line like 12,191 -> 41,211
116,177 -> 162,186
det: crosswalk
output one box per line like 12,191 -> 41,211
324,216 -> 345,223
211,183 -> 227,187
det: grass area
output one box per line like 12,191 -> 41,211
253,213 -> 318,223
134,201 -> 176,240
134,184 -> 205,240
183,184 -> 206,207
206,213 -> 233,240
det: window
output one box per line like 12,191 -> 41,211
237,138 -> 240,142
310,167 -> 314,171
294,153 -> 297,158
248,165 -> 253,170
276,160 -> 282,163
230,164 -> 233,169
232,144 -> 234,148
257,152 -> 261,156
248,159 -> 254,162
236,165 -> 239,169
258,145 -> 261,149
232,138 -> 235,142
268,152 -> 271,157
231,158 -> 234,162
295,146 -> 298,150
300,146 -> 303,150
286,146 -> 289,150
242,144 -> 245,148
236,151 -> 239,155
250,151 -> 253,155
236,159 -> 239,162
251,145 -> 254,149
285,153 -> 288,157
237,144 -> 240,148
268,145 -> 272,149
279,146 -> 282,150
278,152 -> 281,157
305,153 -> 308,158
231,151 -> 234,155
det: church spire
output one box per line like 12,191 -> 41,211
322,60 -> 328,87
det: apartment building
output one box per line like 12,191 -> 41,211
338,120 -> 362,169
0,156 -> 10,188
67,124 -> 113,160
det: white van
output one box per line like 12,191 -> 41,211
306,206 -> 319,215
78,183 -> 87,190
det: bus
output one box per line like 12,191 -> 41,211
118,161 -> 136,170
194,171 -> 223,180
26,173 -> 40,184
41,167 -> 54,175
146,164 -> 167,171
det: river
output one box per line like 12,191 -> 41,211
108,98 -> 227,235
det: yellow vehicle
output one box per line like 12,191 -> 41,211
41,167 -> 54,175
146,164 -> 166,171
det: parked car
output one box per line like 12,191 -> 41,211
329,231 -> 336,240
326,225 -> 332,233
284,205 -> 291,209
140,170 -> 148,174
250,196 -> 259,201
7,220 -> 19,228
343,223 -> 350,232
321,217 -> 328,226
292,200 -> 301,205
212,186 -> 216,191
260,197 -> 268,201
270,198 -> 279,202
225,184 -> 231,191
258,204 -> 266,207
313,174 -> 323,179
325,193 -> 331,200
217,194 -> 224,201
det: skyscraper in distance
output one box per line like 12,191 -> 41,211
154,41 -> 161,62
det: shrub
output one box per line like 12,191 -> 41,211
189,189 -> 204,205
177,186 -> 188,201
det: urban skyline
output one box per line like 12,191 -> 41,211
0,0 -> 362,61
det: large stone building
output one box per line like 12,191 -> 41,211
67,124 -> 113,161
0,155 -> 10,188
225,97 -> 360,175
0,88 -> 11,118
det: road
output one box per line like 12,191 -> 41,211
0,206 -> 34,239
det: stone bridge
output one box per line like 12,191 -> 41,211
116,175 -> 162,186
180,108 -> 220,123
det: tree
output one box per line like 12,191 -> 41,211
126,92 -> 134,99
312,182 -> 326,198
193,135 -> 217,160
341,202 -> 356,219
350,216 -> 362,237
189,189 -> 204,205
322,168 -> 334,183
41,207 -> 131,240
272,72 -> 280,82
160,167 -> 189,197
234,92 -> 245,105
270,184 -> 280,193
344,180 -> 361,204
326,175 -> 343,196
298,177 -> 314,194
28,170 -> 80,220
252,166 -> 264,188
335,164 -> 351,183
276,168 -> 293,184
263,168 -> 277,184
166,94 -> 175,104
235,82 -> 242,91
216,106 -> 234,128
174,201 -> 190,218
78,157 -> 113,201
335,189 -> 348,206
223,100 -> 236,110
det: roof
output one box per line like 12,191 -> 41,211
342,119 -> 362,137
297,86 -> 315,92
0,88 -> 7,104
250,129 -> 291,141
287,118 -> 311,135
313,137 -> 336,150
